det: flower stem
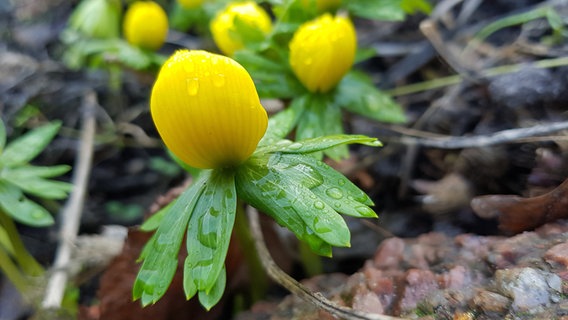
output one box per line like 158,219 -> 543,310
0,210 -> 44,277
234,201 -> 268,304
0,239 -> 30,294
298,240 -> 323,277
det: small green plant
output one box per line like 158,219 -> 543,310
133,50 -> 381,309
61,0 -> 166,72
0,120 -> 72,294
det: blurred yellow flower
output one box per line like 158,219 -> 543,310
301,0 -> 342,12
289,13 -> 356,93
210,2 -> 272,56
151,50 -> 268,169
123,1 -> 168,51
177,0 -> 204,9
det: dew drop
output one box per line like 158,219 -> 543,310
32,211 -> 44,219
338,178 -> 346,186
356,206 -> 375,216
186,78 -> 199,96
288,142 -> 303,150
325,187 -> 343,199
212,73 -> 225,87
314,201 -> 325,209
211,56 -> 220,65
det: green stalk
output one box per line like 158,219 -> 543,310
233,201 -> 268,304
0,242 -> 29,294
0,210 -> 44,276
298,240 -> 323,277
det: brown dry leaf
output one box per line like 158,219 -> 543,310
471,178 -> 568,234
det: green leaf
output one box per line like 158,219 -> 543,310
234,50 -> 305,98
198,266 -> 226,311
267,134 -> 381,155
355,47 -> 377,64
401,0 -> 432,14
236,157 -> 332,256
0,122 -> 62,167
283,154 -> 377,217
2,165 -> 71,178
336,71 -> 407,124
267,154 -> 351,247
133,172 -> 210,306
0,119 -> 6,154
346,0 -> 406,21
259,95 -> 307,147
184,169 -> 236,299
139,202 -> 173,232
1,166 -> 72,199
0,181 -> 53,227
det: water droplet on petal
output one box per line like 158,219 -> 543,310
186,78 -> 199,96
326,187 -> 343,199
212,73 -> 225,87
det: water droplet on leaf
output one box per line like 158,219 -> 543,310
326,187 -> 343,199
314,201 -> 325,209
288,142 -> 303,150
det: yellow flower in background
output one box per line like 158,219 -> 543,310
151,50 -> 268,169
177,0 -> 203,9
301,0 -> 342,12
289,13 -> 356,93
210,2 -> 272,56
123,1 -> 168,51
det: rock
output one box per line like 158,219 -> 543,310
545,241 -> 568,268
473,289 -> 510,313
495,267 -> 561,312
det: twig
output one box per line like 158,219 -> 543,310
42,91 -> 97,309
391,121 -> 568,149
247,206 -> 406,320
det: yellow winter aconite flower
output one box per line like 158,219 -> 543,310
210,2 -> 272,56
123,1 -> 168,51
151,50 -> 268,169
301,0 -> 342,12
289,13 -> 356,93
177,0 -> 203,9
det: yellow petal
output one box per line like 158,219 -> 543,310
289,14 -> 356,93
123,1 -> 168,51
151,50 -> 268,169
210,2 -> 272,56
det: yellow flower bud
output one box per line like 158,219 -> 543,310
177,0 -> 203,9
301,0 -> 342,12
123,1 -> 168,51
151,50 -> 268,169
210,2 -> 272,56
289,14 -> 356,93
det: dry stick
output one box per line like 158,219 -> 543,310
246,206 -> 406,320
42,91 -> 97,309
395,121 -> 568,149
